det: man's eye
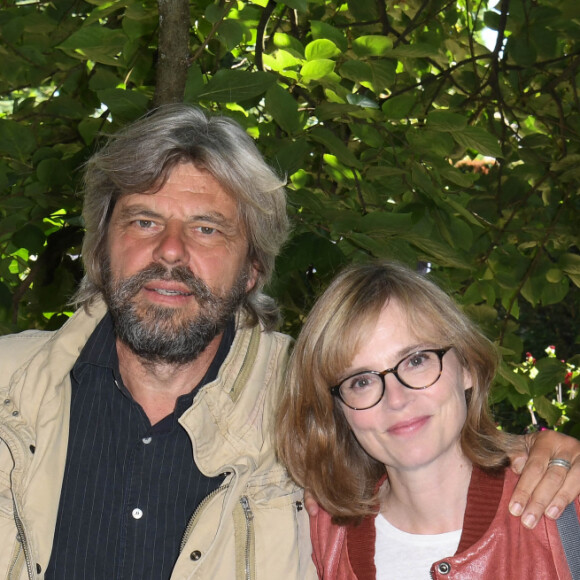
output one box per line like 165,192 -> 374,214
136,219 -> 154,228
197,226 -> 216,235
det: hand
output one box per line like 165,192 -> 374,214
304,489 -> 320,517
508,429 -> 580,529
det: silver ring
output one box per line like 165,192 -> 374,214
548,458 -> 572,470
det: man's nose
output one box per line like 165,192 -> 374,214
152,222 -> 190,266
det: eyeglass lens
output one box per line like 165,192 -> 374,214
338,350 -> 444,410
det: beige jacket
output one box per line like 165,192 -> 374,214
0,300 -> 315,580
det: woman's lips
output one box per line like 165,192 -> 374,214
387,415 -> 431,436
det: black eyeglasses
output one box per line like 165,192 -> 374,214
330,347 -> 452,410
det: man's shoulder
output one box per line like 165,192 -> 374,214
0,330 -> 56,390
0,328 -> 54,357
235,319 -> 293,354
0,301 -> 108,378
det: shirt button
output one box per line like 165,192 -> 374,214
132,508 -> 143,519
142,437 -> 152,444
437,562 -> 451,575
190,550 -> 202,561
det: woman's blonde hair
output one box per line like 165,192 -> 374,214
277,260 -> 514,524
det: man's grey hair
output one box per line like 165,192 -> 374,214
74,104 -> 289,330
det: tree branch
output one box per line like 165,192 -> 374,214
255,0 -> 277,71
153,0 -> 191,107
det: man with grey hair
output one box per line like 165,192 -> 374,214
0,105 -> 314,579
0,104 -> 578,580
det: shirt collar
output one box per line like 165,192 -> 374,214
71,312 -> 118,381
71,311 -> 236,405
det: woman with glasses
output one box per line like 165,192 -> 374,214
277,260 -> 580,579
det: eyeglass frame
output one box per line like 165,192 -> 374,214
330,347 -> 452,411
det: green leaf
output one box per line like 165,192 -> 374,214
559,253 -> 580,275
533,396 -> 562,426
541,278 -> 569,306
368,60 -> 396,93
309,127 -> 362,169
352,35 -> 393,57
358,212 -> 415,233
439,165 -> 477,188
382,94 -> 415,119
386,43 -> 440,58
198,70 -> 276,103
36,158 -> 69,188
271,140 -> 311,177
184,64 -> 205,102
407,128 -> 455,156
78,117 -> 104,146
305,39 -> 340,60
12,224 -> 45,254
427,110 -> 468,131
346,232 -> 418,262
57,25 -> 126,66
340,60 -> 373,84
217,20 -> 245,51
272,33 -> 305,56
300,59 -> 335,80
310,21 -> 348,53
205,4 -> 229,24
346,93 -> 379,109
96,89 -> 149,123
451,127 -> 502,158
283,0 -> 308,13
265,84 -> 302,135
498,362 -> 531,395
532,357 -> 568,396
507,36 -> 537,67
483,10 -> 501,31
0,120 -> 36,161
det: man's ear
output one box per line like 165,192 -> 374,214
245,261 -> 260,293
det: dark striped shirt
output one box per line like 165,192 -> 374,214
45,313 -> 233,580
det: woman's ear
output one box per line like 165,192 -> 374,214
463,367 -> 474,392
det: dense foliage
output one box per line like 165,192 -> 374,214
0,0 -> 578,435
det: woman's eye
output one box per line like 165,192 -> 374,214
348,374 -> 376,390
409,355 -> 427,367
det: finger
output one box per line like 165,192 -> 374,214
515,460 -> 578,529
507,432 -> 537,476
542,461 -> 580,520
509,455 -> 549,519
303,490 -> 320,517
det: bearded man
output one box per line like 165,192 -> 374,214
0,105 -> 578,580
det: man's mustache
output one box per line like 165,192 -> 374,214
113,263 -> 214,303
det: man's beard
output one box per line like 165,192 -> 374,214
103,261 -> 249,365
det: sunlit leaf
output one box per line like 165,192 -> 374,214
305,39 -> 340,61
352,35 -> 393,57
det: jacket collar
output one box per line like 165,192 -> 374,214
346,466 -> 505,578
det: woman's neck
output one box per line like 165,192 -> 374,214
380,453 -> 473,535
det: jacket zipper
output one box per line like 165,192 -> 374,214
239,496 -> 254,580
12,499 -> 34,580
0,424 -> 35,580
179,483 -> 230,553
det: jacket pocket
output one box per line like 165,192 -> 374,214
242,487 -> 316,579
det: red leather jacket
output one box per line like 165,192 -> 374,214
310,467 -> 577,579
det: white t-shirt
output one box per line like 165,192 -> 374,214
375,513 -> 461,580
